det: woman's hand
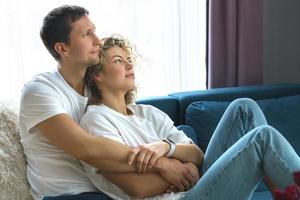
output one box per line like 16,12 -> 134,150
128,141 -> 170,173
158,159 -> 199,192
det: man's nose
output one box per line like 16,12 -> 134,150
93,33 -> 101,46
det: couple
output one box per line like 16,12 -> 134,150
20,5 -> 300,200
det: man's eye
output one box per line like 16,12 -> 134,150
83,32 -> 91,37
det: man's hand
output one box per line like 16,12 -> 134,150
128,141 -> 170,173
154,158 -> 199,192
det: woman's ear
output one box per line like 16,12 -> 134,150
54,42 -> 69,58
93,73 -> 104,83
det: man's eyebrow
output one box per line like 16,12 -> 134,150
85,24 -> 96,32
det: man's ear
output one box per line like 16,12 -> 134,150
54,42 -> 69,58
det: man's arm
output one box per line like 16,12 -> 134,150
36,113 -> 136,172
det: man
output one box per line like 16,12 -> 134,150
20,5 -> 199,200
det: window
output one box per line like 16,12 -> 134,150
0,0 -> 206,102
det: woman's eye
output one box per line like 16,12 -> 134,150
127,58 -> 133,63
114,59 -> 122,63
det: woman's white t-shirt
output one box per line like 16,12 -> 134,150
20,70 -> 97,200
80,104 -> 193,200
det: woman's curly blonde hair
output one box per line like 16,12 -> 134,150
85,35 -> 137,106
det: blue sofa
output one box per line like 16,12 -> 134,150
137,83 -> 300,200
43,83 -> 300,200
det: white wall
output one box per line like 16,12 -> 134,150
263,0 -> 300,84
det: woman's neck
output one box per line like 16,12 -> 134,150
101,92 -> 130,115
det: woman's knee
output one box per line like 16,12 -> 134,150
231,98 -> 257,108
255,125 -> 281,141
227,98 -> 258,115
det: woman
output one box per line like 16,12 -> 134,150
80,35 -> 300,200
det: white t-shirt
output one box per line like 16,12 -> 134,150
19,70 -> 97,200
80,104 -> 193,200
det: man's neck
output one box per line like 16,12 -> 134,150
58,62 -> 86,96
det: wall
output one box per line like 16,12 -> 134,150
263,0 -> 300,84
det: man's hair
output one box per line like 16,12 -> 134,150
40,5 -> 89,61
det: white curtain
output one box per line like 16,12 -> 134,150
0,0 -> 206,102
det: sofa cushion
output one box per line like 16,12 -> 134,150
186,101 -> 230,151
43,192 -> 111,200
0,103 -> 32,200
185,95 -> 300,154
176,125 -> 198,145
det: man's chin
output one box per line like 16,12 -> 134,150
87,59 -> 100,66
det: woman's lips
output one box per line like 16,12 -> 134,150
125,74 -> 135,79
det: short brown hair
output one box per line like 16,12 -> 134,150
40,5 -> 89,61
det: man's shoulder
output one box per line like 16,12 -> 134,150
25,71 -> 57,86
22,71 -> 64,94
20,71 -> 63,102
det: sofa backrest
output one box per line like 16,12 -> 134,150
169,83 -> 300,125
137,96 -> 180,125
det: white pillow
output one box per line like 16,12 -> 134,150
0,103 -> 32,200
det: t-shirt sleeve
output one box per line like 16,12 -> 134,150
146,105 -> 193,144
20,81 -> 66,133
80,110 -> 125,144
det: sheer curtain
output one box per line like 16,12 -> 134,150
0,0 -> 206,102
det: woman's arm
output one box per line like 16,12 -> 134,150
171,143 -> 204,166
130,106 -> 204,169
128,141 -> 204,174
102,172 -> 169,198
100,157 -> 199,198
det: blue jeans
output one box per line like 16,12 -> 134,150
183,98 -> 300,200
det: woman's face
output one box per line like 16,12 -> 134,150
96,46 -> 135,93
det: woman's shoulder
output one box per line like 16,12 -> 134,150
130,104 -> 166,118
81,105 -> 107,121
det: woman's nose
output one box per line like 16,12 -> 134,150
126,60 -> 134,70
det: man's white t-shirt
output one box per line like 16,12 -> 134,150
19,70 -> 97,200
80,104 -> 194,200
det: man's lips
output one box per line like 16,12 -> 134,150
91,49 -> 99,54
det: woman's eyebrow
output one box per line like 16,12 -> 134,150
111,55 -> 123,59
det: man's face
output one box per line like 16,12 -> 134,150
65,15 -> 100,67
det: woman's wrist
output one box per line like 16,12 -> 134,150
151,157 -> 169,172
162,139 -> 176,157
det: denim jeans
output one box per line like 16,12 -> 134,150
183,98 -> 300,200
